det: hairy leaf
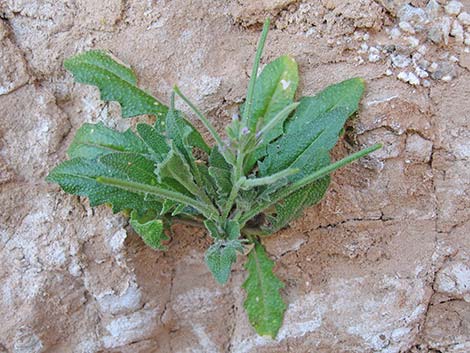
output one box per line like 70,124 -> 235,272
257,79 -> 365,231
130,210 -> 168,250
64,50 -> 168,118
249,55 -> 298,138
67,122 -> 149,160
243,241 -> 286,337
46,157 -> 162,214
205,239 -> 244,284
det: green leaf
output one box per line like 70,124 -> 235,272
225,220 -> 241,240
255,78 -> 365,231
249,56 -> 298,136
204,219 -> 223,239
244,56 -> 298,171
65,51 -> 168,118
136,123 -> 170,162
156,143 -> 204,199
205,239 -> 243,284
130,210 -> 168,250
243,241 -> 286,338
46,157 -> 161,214
67,122 -> 149,159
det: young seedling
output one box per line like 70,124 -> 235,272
47,19 -> 381,338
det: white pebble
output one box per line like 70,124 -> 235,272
391,54 -> 411,68
397,71 -> 419,85
442,75 -> 453,81
423,80 -> 431,87
386,69 -> 393,76
450,55 -> 459,62
390,27 -> 401,39
451,20 -> 464,43
442,17 -> 452,45
407,36 -> 420,47
418,45 -> 427,55
407,72 -> 420,85
399,21 -> 415,34
415,66 -> 429,78
368,47 -> 380,62
397,72 -> 409,82
445,1 -> 463,16
458,12 -> 470,25
465,33 -> 470,46
426,0 -> 440,19
429,62 -> 439,72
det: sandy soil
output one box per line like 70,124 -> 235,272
0,0 -> 469,352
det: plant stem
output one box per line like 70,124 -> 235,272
97,176 -> 219,220
241,168 -> 299,189
238,144 -> 382,227
173,86 -> 232,160
222,177 -> 246,219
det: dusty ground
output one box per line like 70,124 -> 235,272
0,0 -> 469,352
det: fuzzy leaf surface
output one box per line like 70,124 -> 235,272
257,79 -> 364,231
46,157 -> 162,214
243,242 -> 286,338
67,122 -> 149,160
64,50 -> 168,118
130,210 -> 168,250
205,239 -> 243,284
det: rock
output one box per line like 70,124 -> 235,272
405,134 -> 433,162
425,0 -> 440,19
458,11 -> 470,25
391,53 -> 411,68
430,61 -> 456,80
445,1 -> 463,16
450,19 -> 464,43
399,21 -> 416,33
0,21 -> 29,95
398,4 -> 428,29
368,47 -> 381,62
466,32 -> 470,46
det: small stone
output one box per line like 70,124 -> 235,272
445,1 -> 463,16
449,55 -> 459,62
458,12 -> 470,25
399,21 -> 415,34
385,69 -> 393,76
428,24 -> 444,44
451,20 -> 464,43
406,36 -> 420,48
407,72 -> 420,85
397,71 -> 409,82
415,66 -> 429,78
398,4 -> 428,28
397,71 -> 419,85
441,75 -> 453,81
425,0 -> 440,19
391,54 -> 411,68
368,47 -> 381,62
390,27 -> 401,40
464,34 -> 470,46
430,61 -> 456,80
423,79 -> 431,87
442,17 -> 452,45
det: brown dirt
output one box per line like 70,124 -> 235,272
1,0 -> 469,352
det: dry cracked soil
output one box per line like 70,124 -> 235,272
0,0 -> 470,352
